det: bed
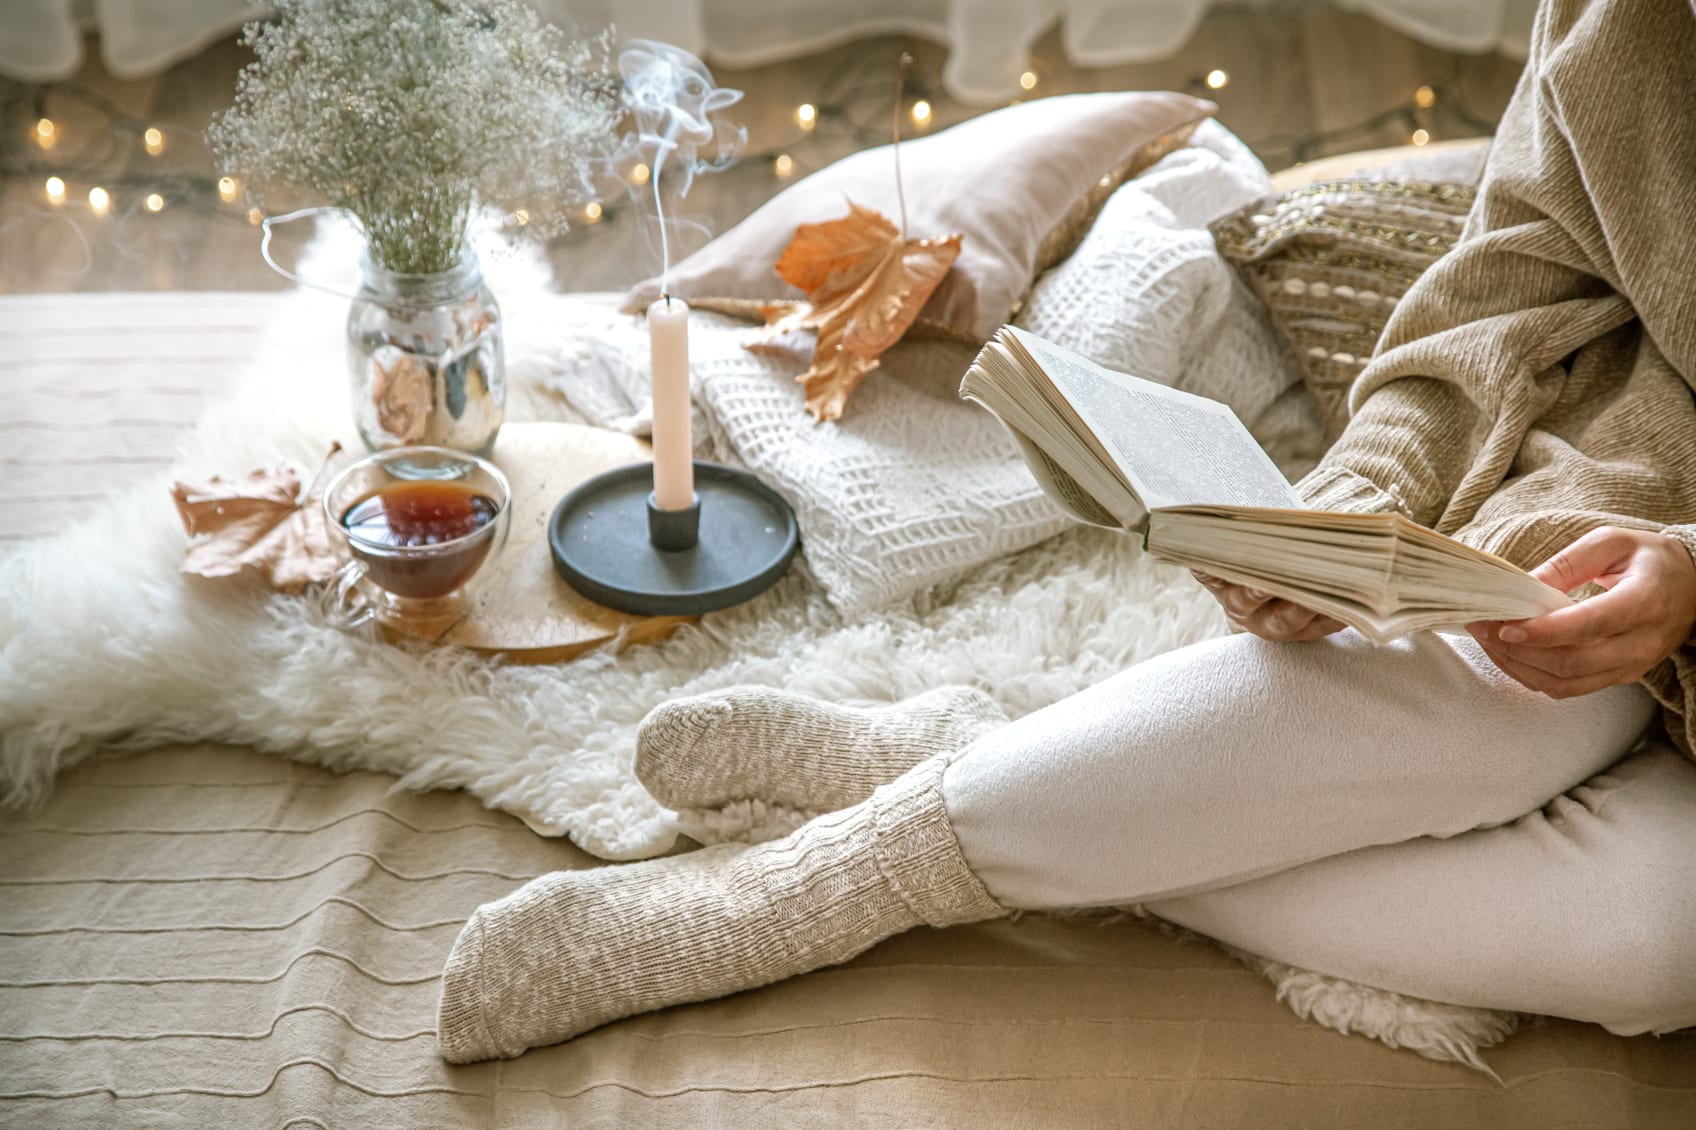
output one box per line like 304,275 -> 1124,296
3,170 -> 1694,1126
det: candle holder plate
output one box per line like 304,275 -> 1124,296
548,461 -> 799,616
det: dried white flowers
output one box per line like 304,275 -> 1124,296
207,0 -> 619,274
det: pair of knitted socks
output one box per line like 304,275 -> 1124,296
438,686 -> 1007,1062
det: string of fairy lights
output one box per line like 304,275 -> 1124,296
1,49 -> 1500,235
2,79 -> 264,227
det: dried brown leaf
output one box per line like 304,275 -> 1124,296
170,444 -> 346,593
746,200 -> 961,422
370,349 -> 431,443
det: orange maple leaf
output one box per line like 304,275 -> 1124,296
746,200 -> 961,422
170,444 -> 345,593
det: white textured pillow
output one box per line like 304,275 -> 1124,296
1015,121 -> 1320,475
548,307 -> 1069,616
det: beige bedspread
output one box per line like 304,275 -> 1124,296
2,743 -> 1693,1128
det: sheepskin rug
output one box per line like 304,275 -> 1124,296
0,230 -> 1520,1069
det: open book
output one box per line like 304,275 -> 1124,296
960,326 -> 1568,645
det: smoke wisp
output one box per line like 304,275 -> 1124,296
616,40 -> 745,294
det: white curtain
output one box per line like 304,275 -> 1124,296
3,0 -> 1536,101
1,0 -> 256,81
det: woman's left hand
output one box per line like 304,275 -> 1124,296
1467,526 -> 1696,699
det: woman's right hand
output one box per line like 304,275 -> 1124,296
1192,571 -> 1346,642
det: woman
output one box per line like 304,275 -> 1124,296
436,0 -> 1696,1062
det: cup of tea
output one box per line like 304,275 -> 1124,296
320,446 -> 511,631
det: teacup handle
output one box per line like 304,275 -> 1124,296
493,500 -> 513,560
320,559 -> 376,631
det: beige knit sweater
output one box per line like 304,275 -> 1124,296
1295,0 -> 1696,756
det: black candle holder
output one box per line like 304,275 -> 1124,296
548,461 -> 799,616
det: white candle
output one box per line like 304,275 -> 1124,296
648,296 -> 693,510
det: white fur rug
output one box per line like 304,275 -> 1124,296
3,219 -> 1241,860
0,222 -> 1520,1070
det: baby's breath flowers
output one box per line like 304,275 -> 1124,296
208,0 -> 619,275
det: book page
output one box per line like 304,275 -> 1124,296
1006,328 -> 1299,511
961,338 -> 1148,530
1147,507 -> 1570,643
1002,423 -> 1126,528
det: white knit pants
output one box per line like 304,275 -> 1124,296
942,629 -> 1696,1035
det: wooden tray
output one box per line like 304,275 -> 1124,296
380,422 -> 693,663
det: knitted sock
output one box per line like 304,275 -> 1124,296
437,756 -> 1005,1062
635,685 -> 1007,814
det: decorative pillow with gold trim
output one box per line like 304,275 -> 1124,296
1211,179 -> 1476,439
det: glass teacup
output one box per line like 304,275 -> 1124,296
321,446 -> 511,631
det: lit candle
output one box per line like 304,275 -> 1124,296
648,296 -> 693,510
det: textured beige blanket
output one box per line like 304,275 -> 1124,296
3,744 -> 1692,1127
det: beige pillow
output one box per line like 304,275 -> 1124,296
622,91 -> 1215,341
1211,178 -> 1476,440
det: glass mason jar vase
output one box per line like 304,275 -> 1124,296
347,248 -> 505,458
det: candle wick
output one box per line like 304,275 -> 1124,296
664,293 -> 671,307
